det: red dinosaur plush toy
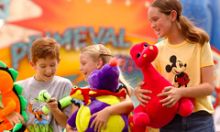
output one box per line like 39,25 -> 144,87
130,42 -> 194,131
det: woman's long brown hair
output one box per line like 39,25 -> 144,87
151,0 -> 209,45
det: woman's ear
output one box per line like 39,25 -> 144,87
96,58 -> 104,69
170,10 -> 178,21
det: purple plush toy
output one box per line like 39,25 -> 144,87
67,59 -> 129,132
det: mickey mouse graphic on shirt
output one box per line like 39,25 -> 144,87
165,55 -> 190,87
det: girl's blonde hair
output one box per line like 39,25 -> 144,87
81,44 -> 132,95
151,0 -> 209,45
80,44 -> 112,64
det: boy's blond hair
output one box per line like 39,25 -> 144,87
31,38 -> 60,64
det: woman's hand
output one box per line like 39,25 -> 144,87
90,107 -> 111,132
134,82 -> 152,106
158,86 -> 182,107
6,112 -> 24,126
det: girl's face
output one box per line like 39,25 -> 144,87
80,53 -> 100,79
32,57 -> 58,82
147,6 -> 173,38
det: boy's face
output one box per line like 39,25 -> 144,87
31,57 -> 58,82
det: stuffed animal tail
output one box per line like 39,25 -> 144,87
12,84 -> 28,131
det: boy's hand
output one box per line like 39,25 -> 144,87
47,98 -> 68,127
47,98 -> 59,111
134,81 -> 152,106
6,112 -> 24,126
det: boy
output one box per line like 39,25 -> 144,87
17,37 -> 73,132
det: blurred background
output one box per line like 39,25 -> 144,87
0,0 -> 219,130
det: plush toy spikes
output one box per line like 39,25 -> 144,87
0,61 -> 7,67
0,61 -> 18,81
9,68 -> 18,81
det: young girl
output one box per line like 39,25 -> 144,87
66,44 -> 134,132
134,0 -> 215,131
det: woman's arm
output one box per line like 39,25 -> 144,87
134,81 -> 152,106
180,65 -> 215,97
158,65 -> 215,107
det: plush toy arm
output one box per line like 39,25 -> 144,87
0,98 -> 16,119
89,89 -> 126,99
41,106 -> 50,115
35,90 -> 51,115
42,96 -> 73,114
70,88 -> 91,105
69,88 -> 126,105
58,96 -> 73,109
39,90 -> 73,115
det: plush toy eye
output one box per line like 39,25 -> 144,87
136,53 -> 141,58
144,43 -> 148,47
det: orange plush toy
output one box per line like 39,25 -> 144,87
130,42 -> 194,132
0,61 -> 28,132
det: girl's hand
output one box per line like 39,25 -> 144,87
90,107 -> 111,132
6,112 -> 24,126
158,86 -> 182,108
134,82 -> 152,106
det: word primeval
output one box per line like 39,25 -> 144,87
10,27 -> 131,69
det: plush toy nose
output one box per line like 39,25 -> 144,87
109,58 -> 118,67
149,46 -> 154,50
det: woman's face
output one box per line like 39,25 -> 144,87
79,53 -> 99,79
147,6 -> 173,38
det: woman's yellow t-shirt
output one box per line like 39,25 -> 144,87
154,39 -> 214,114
